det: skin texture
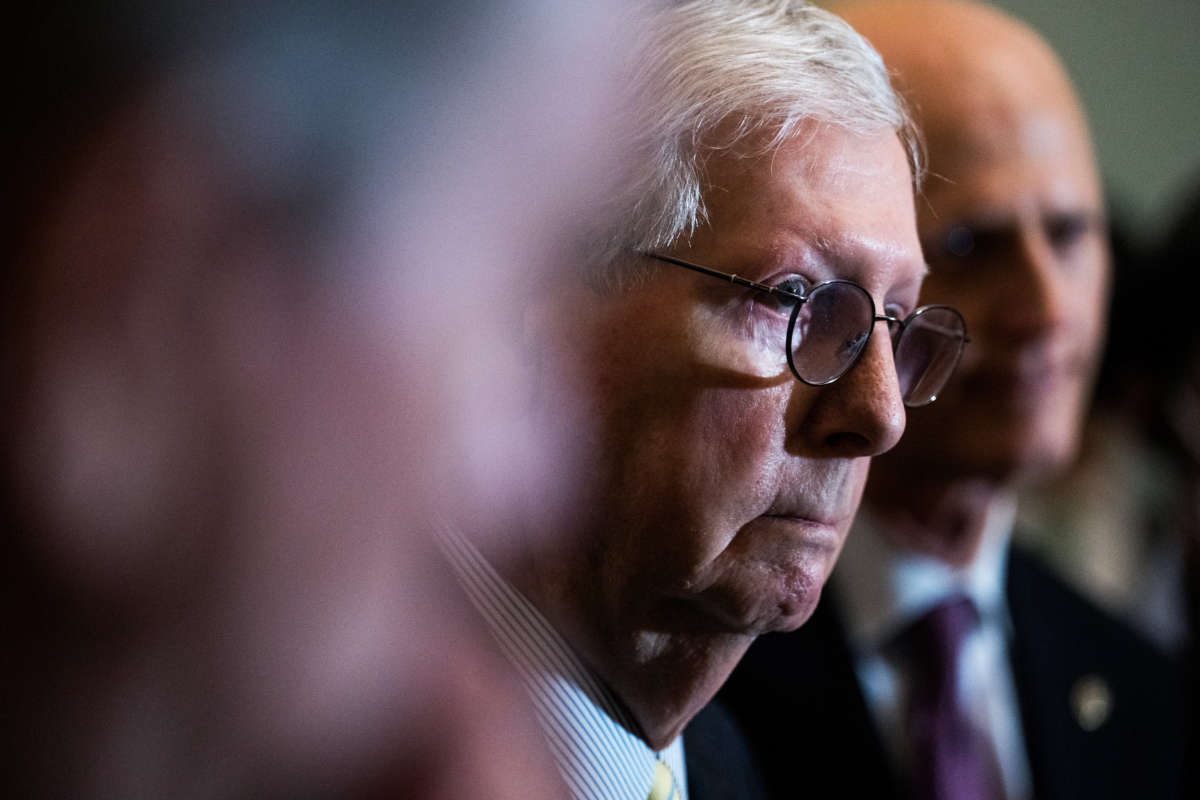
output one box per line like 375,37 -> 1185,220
521,123 -> 926,748
836,0 -> 1111,565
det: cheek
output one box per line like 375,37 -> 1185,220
1072,290 -> 1108,361
685,458 -> 868,632
585,304 -> 796,581
688,304 -> 793,380
641,389 -> 791,581
1062,240 -> 1109,330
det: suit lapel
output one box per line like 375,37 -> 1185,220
721,584 -> 903,799
1006,545 -> 1093,800
683,699 -> 767,800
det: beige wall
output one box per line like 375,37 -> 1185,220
990,0 -> 1200,247
828,0 -> 1200,247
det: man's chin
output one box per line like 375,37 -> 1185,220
764,587 -> 824,633
683,577 -> 827,637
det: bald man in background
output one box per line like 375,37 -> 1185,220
720,1 -> 1186,798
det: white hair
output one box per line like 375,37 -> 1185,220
591,0 -> 922,285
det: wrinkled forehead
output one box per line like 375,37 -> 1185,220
919,100 -> 1102,222
697,125 -> 925,291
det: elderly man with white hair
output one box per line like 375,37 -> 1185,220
438,2 -> 968,798
721,2 -> 1186,799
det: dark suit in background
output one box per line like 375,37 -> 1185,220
720,544 -> 1185,800
686,700 -> 768,800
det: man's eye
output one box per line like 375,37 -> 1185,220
1045,213 -> 1091,253
757,279 -> 808,314
776,278 -> 808,296
942,225 -> 975,258
753,273 -> 811,314
774,277 -> 810,302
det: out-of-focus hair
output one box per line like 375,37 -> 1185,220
590,0 -> 921,287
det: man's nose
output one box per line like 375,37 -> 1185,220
993,223 -> 1069,338
791,324 -> 906,458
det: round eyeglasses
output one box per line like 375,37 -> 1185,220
643,252 -> 968,407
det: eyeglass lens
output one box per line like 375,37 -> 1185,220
893,306 -> 965,406
787,282 -> 965,407
787,281 -> 874,386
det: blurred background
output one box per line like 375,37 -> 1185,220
816,0 -> 1200,657
992,0 -> 1200,655
989,0 -> 1200,252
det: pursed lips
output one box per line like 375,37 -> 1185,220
761,472 -> 862,530
757,507 -> 852,540
763,509 -> 839,526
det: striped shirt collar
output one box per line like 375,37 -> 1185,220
434,519 -> 688,800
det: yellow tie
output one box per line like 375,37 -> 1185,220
648,759 -> 677,800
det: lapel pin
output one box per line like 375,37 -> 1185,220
1069,674 -> 1112,732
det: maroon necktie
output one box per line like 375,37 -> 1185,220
899,594 -> 1002,800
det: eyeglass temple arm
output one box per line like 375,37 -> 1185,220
638,252 -> 805,302
644,252 -> 969,344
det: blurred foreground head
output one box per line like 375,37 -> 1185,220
2,1 -> 629,797
838,0 -> 1111,552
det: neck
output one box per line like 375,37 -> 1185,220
508,537 -> 749,751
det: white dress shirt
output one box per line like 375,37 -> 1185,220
435,519 -> 688,800
833,497 -> 1033,800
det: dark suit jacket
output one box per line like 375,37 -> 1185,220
686,698 -> 768,800
718,544 -> 1186,799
